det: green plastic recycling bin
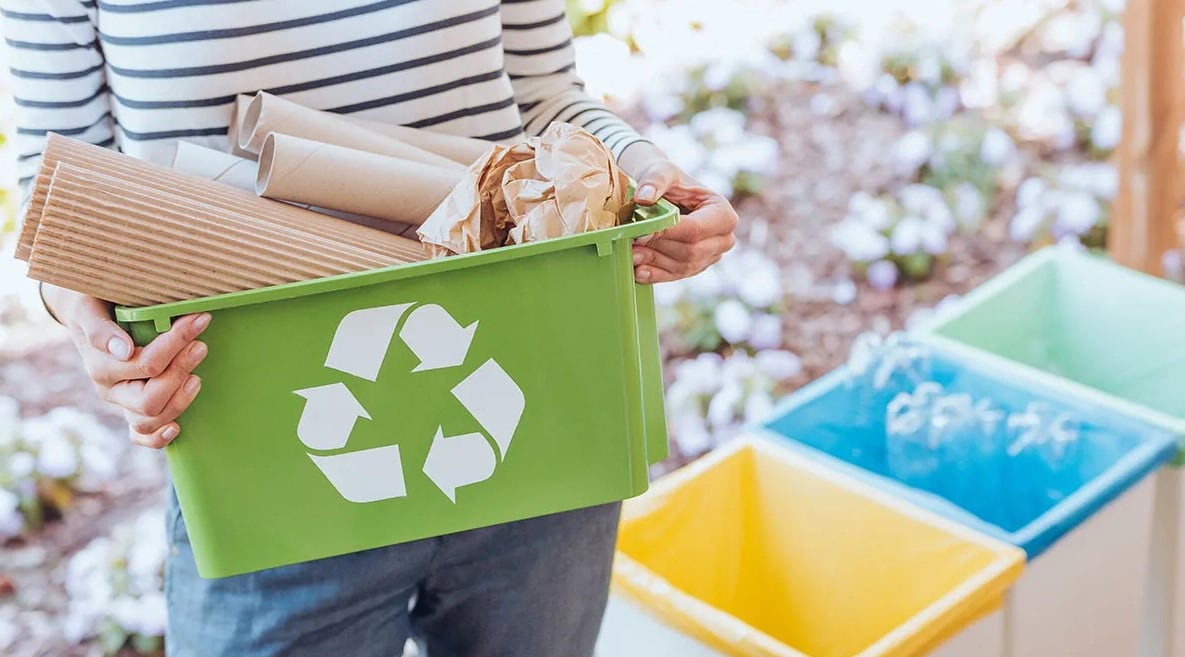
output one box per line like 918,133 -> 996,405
917,245 -> 1185,657
115,202 -> 677,578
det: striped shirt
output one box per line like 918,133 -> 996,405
1,0 -> 647,197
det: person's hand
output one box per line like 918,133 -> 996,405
45,286 -> 211,448
620,145 -> 738,284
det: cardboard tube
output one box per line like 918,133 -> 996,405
227,93 -> 258,160
172,141 -> 422,239
21,134 -> 426,264
240,91 -> 463,169
173,140 -> 258,189
341,114 -> 492,165
27,163 -> 411,306
257,133 -> 464,226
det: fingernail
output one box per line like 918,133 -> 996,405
107,337 -> 132,361
637,185 -> 657,202
637,268 -> 652,283
161,426 -> 179,442
193,313 -> 212,331
633,251 -> 644,265
184,375 -> 201,395
190,341 -> 208,361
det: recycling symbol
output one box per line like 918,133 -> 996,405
293,303 -> 525,504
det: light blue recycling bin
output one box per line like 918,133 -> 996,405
759,348 -> 1177,657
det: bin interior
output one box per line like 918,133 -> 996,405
616,441 -> 1020,657
930,250 -> 1185,425
761,354 -> 1177,555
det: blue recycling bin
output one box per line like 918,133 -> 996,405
759,348 -> 1177,657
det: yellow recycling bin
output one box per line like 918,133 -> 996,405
609,437 -> 1025,657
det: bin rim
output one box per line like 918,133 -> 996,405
755,353 -> 1180,559
910,245 -> 1185,461
114,199 -> 679,329
615,435 -> 1025,657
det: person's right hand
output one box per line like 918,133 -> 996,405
53,289 -> 211,448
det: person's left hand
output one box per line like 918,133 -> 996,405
624,154 -> 738,284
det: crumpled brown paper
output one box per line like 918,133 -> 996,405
417,123 -> 633,258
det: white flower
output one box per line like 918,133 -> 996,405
1016,177 -> 1047,209
707,382 -> 744,429
890,216 -> 924,254
980,127 -> 1016,166
734,253 -> 783,308
673,353 -> 723,397
743,390 -> 775,424
672,409 -> 712,455
651,281 -> 684,308
1010,206 -> 1047,242
1066,67 -> 1107,117
697,170 -> 734,199
851,195 -> 892,231
645,124 -> 707,173
919,219 -> 950,255
793,27 -> 822,62
755,349 -> 803,380
134,592 -> 169,637
953,183 -> 985,226
893,130 -> 933,175
8,451 -> 35,479
641,91 -> 685,123
689,107 -> 747,144
1091,104 -> 1122,151
867,260 -> 900,290
714,299 -> 752,344
0,489 -> 23,538
747,313 -> 783,351
832,279 -> 858,305
35,431 -> 79,479
1053,191 -> 1101,236
831,220 -> 890,262
903,82 -> 937,125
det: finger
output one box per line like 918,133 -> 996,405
638,235 -> 734,265
96,313 -> 211,385
74,298 -> 134,362
125,374 -> 202,438
634,163 -> 680,206
660,206 -> 739,244
633,245 -> 693,281
107,341 -> 208,416
129,421 -> 181,450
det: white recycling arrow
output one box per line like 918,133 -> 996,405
398,304 -> 477,372
294,382 -> 370,451
309,444 -> 407,503
451,359 -> 524,460
325,303 -> 412,381
422,428 -> 497,503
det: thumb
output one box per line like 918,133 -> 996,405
74,298 -> 134,361
634,162 -> 679,206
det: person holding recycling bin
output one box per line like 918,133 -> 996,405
4,0 -> 737,655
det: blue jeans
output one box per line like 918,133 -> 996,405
164,488 -> 620,657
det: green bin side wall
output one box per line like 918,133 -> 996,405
122,239 -> 659,578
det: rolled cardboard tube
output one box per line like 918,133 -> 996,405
21,134 -> 426,264
340,114 -> 493,165
227,93 -> 258,160
172,141 -> 422,239
240,91 -> 463,170
257,133 -> 465,226
173,140 -> 258,190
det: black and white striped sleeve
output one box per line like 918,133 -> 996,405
1,0 -> 114,198
500,0 -> 648,161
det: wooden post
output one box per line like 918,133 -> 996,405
1112,0 -> 1184,276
